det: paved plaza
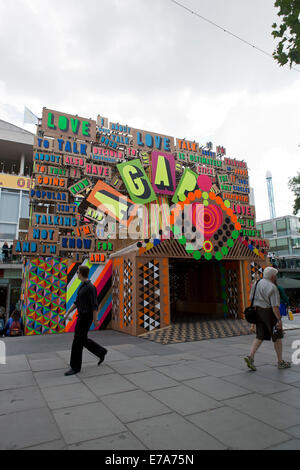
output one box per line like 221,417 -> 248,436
1,325 -> 300,450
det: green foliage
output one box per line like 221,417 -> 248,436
289,173 -> 300,214
272,0 -> 300,67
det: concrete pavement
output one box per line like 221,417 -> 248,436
1,328 -> 300,450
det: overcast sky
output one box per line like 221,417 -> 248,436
0,0 -> 299,221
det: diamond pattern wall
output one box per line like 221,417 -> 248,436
23,258 -> 68,336
138,260 -> 161,332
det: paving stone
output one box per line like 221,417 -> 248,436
290,380 -> 300,388
192,359 -> 244,378
270,388 -> 300,409
109,359 -> 151,374
56,349 -> 104,365
34,369 -> 81,388
23,440 -> 67,450
156,363 -> 208,381
0,408 -> 61,450
41,382 -> 98,410
184,376 -> 250,400
210,354 -> 272,369
284,425 -> 300,439
101,389 -> 170,423
0,371 -> 36,390
224,393 -> 300,430
0,355 -> 30,373
77,364 -> 115,379
135,355 -> 185,368
109,344 -> 152,357
125,370 -> 179,391
53,402 -> 126,445
68,432 -> 146,450
0,386 -> 46,414
27,352 -> 61,360
222,372 -> 292,395
127,413 -> 226,450
151,385 -> 221,415
82,373 -> 137,397
187,406 -> 290,450
256,365 -> 300,384
29,357 -> 68,372
104,349 -> 131,362
267,439 -> 300,450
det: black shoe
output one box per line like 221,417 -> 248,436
98,350 -> 107,366
64,368 -> 79,376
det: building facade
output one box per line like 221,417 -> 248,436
14,108 -> 270,336
0,119 -> 33,318
257,215 -> 300,306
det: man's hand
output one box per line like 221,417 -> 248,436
94,319 -> 100,329
276,319 -> 283,330
64,308 -> 76,321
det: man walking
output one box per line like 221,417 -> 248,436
64,266 -> 107,376
244,266 -> 291,371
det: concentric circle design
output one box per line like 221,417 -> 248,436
203,241 -> 213,253
192,203 -> 223,240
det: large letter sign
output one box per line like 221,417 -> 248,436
172,168 -> 198,203
117,159 -> 157,204
152,151 -> 176,195
87,180 -> 136,227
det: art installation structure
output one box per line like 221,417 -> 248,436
14,108 -> 270,336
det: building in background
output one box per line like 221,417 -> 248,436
266,170 -> 276,219
0,119 -> 34,319
257,215 -> 300,308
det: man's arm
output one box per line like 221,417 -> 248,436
91,286 -> 99,327
65,303 -> 77,319
271,287 -> 282,329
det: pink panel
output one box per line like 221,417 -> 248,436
151,151 -> 176,196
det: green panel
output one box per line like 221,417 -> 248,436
117,159 -> 157,204
172,168 -> 198,203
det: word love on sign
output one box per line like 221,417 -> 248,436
41,108 -> 96,141
131,128 -> 175,153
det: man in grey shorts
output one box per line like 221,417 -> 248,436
244,266 -> 291,371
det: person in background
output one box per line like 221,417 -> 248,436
8,244 -> 12,262
244,267 -> 291,371
0,308 -> 5,336
276,281 -> 289,317
4,310 -> 23,337
2,243 -> 9,263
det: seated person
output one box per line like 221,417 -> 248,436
4,310 -> 23,337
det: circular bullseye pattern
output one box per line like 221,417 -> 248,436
203,241 -> 213,253
192,203 -> 224,240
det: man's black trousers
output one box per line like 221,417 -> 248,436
70,314 -> 107,372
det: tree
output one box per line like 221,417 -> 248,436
289,173 -> 300,214
272,0 -> 300,68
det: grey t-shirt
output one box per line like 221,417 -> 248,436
250,279 -> 280,309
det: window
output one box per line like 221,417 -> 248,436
276,237 -> 289,255
263,222 -> 273,236
0,190 -> 20,223
20,193 -> 29,219
289,217 -> 300,235
0,223 -> 17,240
276,219 -> 287,236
